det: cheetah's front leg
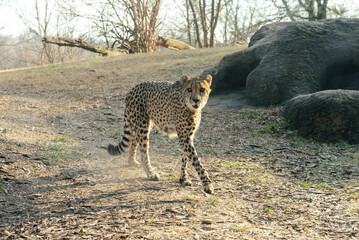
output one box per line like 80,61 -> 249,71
190,149 -> 214,194
178,134 -> 213,194
179,155 -> 192,186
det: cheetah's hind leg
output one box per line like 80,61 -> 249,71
138,121 -> 160,181
128,140 -> 140,167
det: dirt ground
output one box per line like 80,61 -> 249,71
0,47 -> 359,239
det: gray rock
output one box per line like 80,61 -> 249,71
283,90 -> 359,143
203,18 -> 359,106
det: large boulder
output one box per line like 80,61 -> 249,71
283,90 -> 359,143
203,18 -> 359,106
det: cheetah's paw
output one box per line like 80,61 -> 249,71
179,178 -> 192,186
148,173 -> 160,181
203,183 -> 214,194
128,161 -> 140,168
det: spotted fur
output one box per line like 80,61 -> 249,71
107,74 -> 214,194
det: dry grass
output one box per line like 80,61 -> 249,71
1,46 -> 359,239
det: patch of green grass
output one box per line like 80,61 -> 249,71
219,159 -> 243,168
261,121 -> 280,133
263,206 -> 273,213
171,170 -> 178,180
349,192 -> 358,200
163,174 -> 178,181
44,135 -> 81,163
0,183 -> 3,188
54,157 -> 66,163
285,199 -> 297,205
7,145 -> 24,153
232,224 -> 249,232
298,180 -> 313,188
248,172 -> 271,183
237,110 -> 261,119
292,137 -> 305,148
260,119 -> 293,134
317,183 -> 334,191
344,208 -> 359,216
208,196 -> 220,205
337,140 -> 350,147
32,164 -> 42,169
280,119 -> 293,129
183,196 -> 196,204
46,142 -> 73,163
188,207 -> 195,212
14,147 -> 24,153
54,134 -> 71,142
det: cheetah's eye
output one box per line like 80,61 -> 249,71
186,88 -> 192,93
200,88 -> 205,93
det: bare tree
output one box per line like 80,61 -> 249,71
35,0 -> 53,63
187,0 -> 222,48
15,0 -> 85,66
219,0 -> 275,45
270,0 -> 330,21
79,0 -> 163,53
131,0 -> 162,52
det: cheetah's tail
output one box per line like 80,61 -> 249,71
107,123 -> 132,156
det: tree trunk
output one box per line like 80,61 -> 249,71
209,0 -> 221,47
42,36 -> 195,56
298,0 -> 316,21
316,0 -> 328,19
223,2 -> 229,45
188,0 -> 203,48
185,0 -> 192,45
199,0 -> 209,47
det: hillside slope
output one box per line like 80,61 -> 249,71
0,47 -> 358,239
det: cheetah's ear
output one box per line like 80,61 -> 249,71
180,74 -> 190,85
203,75 -> 212,86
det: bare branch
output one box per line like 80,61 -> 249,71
281,0 -> 296,21
42,36 -> 128,55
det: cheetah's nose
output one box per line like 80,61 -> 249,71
193,99 -> 199,103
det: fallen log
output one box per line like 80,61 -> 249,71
156,36 -> 195,50
42,36 -> 195,56
42,36 -> 128,56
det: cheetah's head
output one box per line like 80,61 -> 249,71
180,74 -> 212,112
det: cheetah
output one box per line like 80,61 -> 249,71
107,74 -> 214,194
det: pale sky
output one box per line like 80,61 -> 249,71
1,0 -> 359,37
0,4 -> 26,36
